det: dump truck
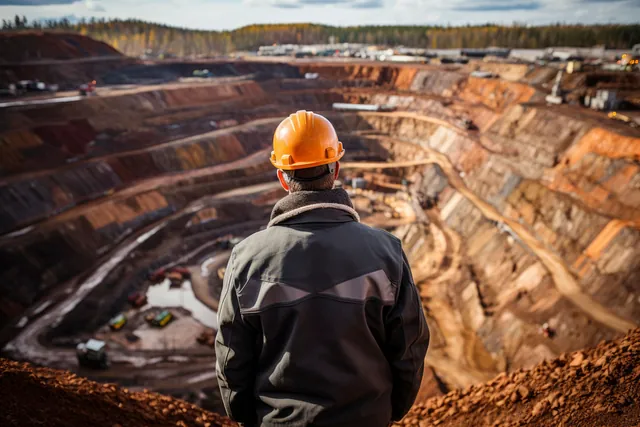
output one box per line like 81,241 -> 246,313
109,313 -> 127,331
76,339 -> 108,369
128,292 -> 147,308
151,310 -> 174,328
149,268 -> 167,283
166,271 -> 184,288
170,266 -> 192,279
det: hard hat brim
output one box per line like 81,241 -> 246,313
271,149 -> 344,171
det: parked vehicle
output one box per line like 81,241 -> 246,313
76,339 -> 108,369
109,313 -> 127,331
151,310 -> 174,328
79,80 -> 97,96
128,292 -> 148,308
149,268 -> 167,283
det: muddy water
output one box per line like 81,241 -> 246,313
146,279 -> 218,329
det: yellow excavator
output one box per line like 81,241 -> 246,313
608,112 -> 639,128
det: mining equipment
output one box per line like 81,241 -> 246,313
545,70 -> 564,105
128,292 -> 147,308
108,313 -> 127,331
151,310 -> 174,328
76,339 -> 108,369
79,80 -> 97,96
608,112 -> 639,128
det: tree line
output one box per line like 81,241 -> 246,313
2,16 -> 639,57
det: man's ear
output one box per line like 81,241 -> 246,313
277,169 -> 290,192
334,162 -> 340,180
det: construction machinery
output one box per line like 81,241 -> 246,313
127,292 -> 147,308
108,313 -> 127,331
79,80 -> 97,96
545,70 -> 564,105
149,267 -> 167,283
457,118 -> 475,130
608,112 -> 639,128
149,266 -> 191,284
76,339 -> 108,369
151,310 -> 174,328
166,271 -> 184,288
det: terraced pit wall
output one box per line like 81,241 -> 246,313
1,61 -> 639,391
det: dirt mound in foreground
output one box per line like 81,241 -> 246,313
0,32 -> 121,63
0,359 -> 233,427
2,329 -> 639,427
396,328 -> 640,427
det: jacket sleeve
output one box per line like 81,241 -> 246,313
215,252 -> 259,425
385,250 -> 430,421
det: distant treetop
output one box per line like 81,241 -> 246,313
2,16 -> 638,57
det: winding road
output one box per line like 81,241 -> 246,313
5,182 -> 277,377
342,138 -> 638,333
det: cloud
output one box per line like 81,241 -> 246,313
0,0 -> 76,4
0,0 -> 105,7
395,0 -> 549,11
34,13 -> 81,23
85,0 -> 104,11
251,0 -> 384,8
455,1 -> 542,11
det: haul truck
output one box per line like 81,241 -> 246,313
76,339 -> 108,369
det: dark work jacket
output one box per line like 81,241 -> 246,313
215,188 -> 430,427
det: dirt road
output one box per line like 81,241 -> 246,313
342,141 -> 638,334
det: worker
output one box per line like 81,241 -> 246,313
216,111 -> 429,427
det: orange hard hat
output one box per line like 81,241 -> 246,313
270,110 -> 344,170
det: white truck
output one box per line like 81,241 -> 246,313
76,339 -> 108,369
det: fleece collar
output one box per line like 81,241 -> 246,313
268,188 -> 361,228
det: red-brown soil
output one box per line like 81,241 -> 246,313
0,359 -> 233,427
395,328 -> 640,427
2,328 -> 640,427
0,32 -> 122,63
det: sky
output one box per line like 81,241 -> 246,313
0,0 -> 639,30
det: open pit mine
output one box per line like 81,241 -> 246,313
1,34 -> 640,426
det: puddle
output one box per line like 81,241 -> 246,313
146,279 -> 218,329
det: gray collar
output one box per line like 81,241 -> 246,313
268,188 -> 361,228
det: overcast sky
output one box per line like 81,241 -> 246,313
1,0 -> 638,30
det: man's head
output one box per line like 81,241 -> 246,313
270,111 -> 345,193
277,162 -> 340,192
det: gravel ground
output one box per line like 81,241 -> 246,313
2,329 -> 639,427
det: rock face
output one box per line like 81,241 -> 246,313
2,328 -> 639,427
